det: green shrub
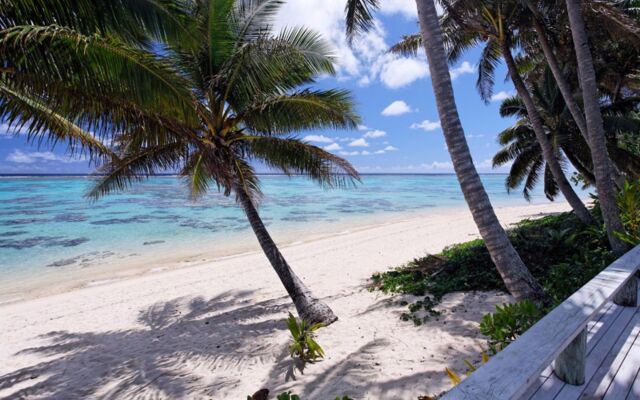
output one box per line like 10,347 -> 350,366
479,300 -> 542,353
616,180 -> 640,245
286,313 -> 324,362
370,211 -> 614,323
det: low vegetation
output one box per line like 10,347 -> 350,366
372,179 -> 640,327
370,209 -> 617,326
286,313 -> 325,362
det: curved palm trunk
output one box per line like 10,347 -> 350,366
235,185 -> 337,325
565,0 -> 628,256
501,41 -> 595,226
528,11 -> 624,187
414,0 -> 548,303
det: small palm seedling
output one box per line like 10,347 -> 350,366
287,313 -> 324,362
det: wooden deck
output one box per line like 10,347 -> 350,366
526,277 -> 640,400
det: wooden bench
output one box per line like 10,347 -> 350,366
442,245 -> 640,400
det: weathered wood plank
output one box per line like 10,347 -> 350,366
443,246 -> 640,400
521,305 -> 618,399
580,310 -> 640,398
553,306 -> 638,400
603,319 -> 640,399
528,305 -> 628,400
614,276 -> 638,307
629,366 -> 640,400
554,329 -> 587,385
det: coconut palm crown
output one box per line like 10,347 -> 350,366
1,0 -> 361,324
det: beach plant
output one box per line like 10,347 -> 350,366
286,313 -> 325,362
480,300 -> 542,353
1,0 -> 360,325
616,180 -> 640,245
276,392 -> 300,400
344,0 -> 548,304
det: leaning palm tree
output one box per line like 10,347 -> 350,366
436,0 -> 594,225
1,0 -> 360,324
345,0 -> 548,302
564,0 -> 629,255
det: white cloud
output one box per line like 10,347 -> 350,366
450,61 -> 476,80
491,90 -> 516,102
339,150 -> 361,156
323,142 -> 342,151
466,134 -> 485,139
374,150 -> 385,154
275,0 -> 389,85
357,124 -> 369,131
6,150 -> 86,164
348,138 -> 369,147
361,150 -> 370,155
382,100 -> 413,116
410,119 -> 441,131
380,57 -> 429,88
420,161 -> 454,170
475,159 -> 494,169
379,0 -> 418,18
303,134 -> 334,143
363,129 -> 387,138
0,122 -> 29,138
383,145 -> 399,151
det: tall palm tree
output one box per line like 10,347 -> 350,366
437,0 -> 594,225
1,0 -> 361,324
344,0 -> 548,302
565,0 -> 629,255
387,1 -> 594,225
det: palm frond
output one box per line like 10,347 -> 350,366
245,136 -> 359,188
0,82 -> 114,161
0,25 -> 197,120
477,38 -> 502,103
87,142 -> 188,199
241,89 -> 359,134
344,0 -> 379,43
389,33 -> 422,56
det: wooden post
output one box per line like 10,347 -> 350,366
614,277 -> 637,307
554,329 -> 586,385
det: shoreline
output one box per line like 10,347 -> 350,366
0,200 -> 562,306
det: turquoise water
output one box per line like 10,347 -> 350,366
0,174 -> 567,292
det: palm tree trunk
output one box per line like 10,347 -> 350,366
501,40 -> 596,226
565,0 -> 628,256
235,184 -> 338,325
528,10 -> 625,187
414,0 -> 548,304
529,15 -> 588,140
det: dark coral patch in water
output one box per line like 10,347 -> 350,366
0,236 -> 89,249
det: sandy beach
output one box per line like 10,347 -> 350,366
0,202 -> 572,399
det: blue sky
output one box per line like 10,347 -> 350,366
0,0 -> 517,174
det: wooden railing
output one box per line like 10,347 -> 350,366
443,245 -> 640,400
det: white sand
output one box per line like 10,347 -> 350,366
0,202 -> 571,399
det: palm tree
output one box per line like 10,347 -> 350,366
387,1 -> 594,225
1,0 -> 361,325
564,0 -> 629,255
493,69 -> 640,199
344,0 -> 548,302
432,0 -> 594,226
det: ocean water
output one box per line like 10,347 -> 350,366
0,174 -> 568,298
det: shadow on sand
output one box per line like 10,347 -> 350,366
0,289 -> 492,399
